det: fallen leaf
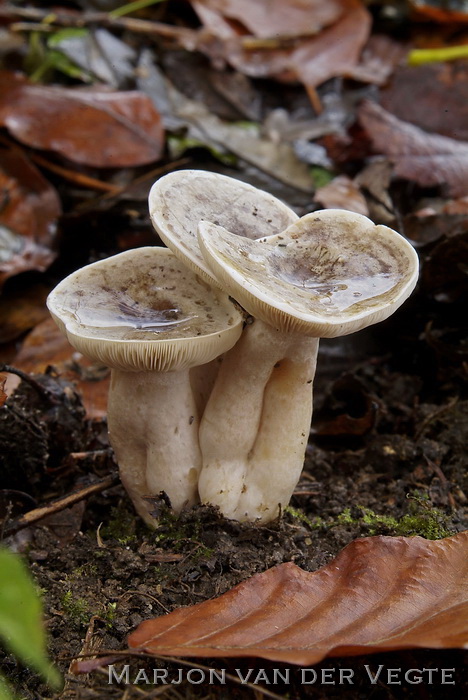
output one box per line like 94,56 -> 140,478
195,0 -> 371,89
50,28 -> 137,88
290,1 -> 371,88
422,230 -> 468,303
138,57 -> 314,191
354,158 -> 394,224
403,210 -> 468,248
381,63 -> 468,141
129,532 -> 468,664
441,197 -> 468,214
0,139 -> 60,286
0,376 -> 6,408
10,318 -> 109,419
409,1 -> 468,23
348,34 -> 408,86
313,374 -> 377,437
358,100 -> 468,198
314,175 -> 369,215
0,71 -> 164,168
193,0 -> 345,39
0,284 -> 50,343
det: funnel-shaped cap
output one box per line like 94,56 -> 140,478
149,169 -> 298,286
47,247 -> 244,371
198,210 -> 419,338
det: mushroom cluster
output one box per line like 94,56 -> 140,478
48,170 -> 419,526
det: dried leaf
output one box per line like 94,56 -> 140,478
313,374 -> 377,437
129,532 -> 468,664
0,139 -> 60,286
0,71 -> 164,168
409,1 -> 468,24
0,284 -> 50,344
0,376 -> 6,408
290,1 -> 371,88
50,28 -> 137,88
10,319 -> 109,419
349,34 -> 408,86
193,0 -> 345,39
196,0 -> 371,89
422,230 -> 468,303
315,175 -> 369,215
381,63 -> 468,142
138,60 -> 314,191
358,100 -> 468,198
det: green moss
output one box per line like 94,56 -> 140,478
61,590 -> 90,628
284,505 -> 324,530
101,505 -> 138,545
334,493 -> 453,540
153,507 -> 204,551
336,508 -> 354,526
73,562 -> 98,577
191,545 -> 215,561
310,166 -> 334,189
101,602 -> 118,629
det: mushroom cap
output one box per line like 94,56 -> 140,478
148,169 -> 298,287
198,209 -> 419,338
47,247 -> 244,372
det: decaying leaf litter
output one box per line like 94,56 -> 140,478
0,0 -> 467,698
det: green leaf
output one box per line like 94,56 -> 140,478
0,674 -> 16,700
0,548 -> 62,691
310,165 -> 334,189
110,0 -> 167,19
408,45 -> 468,66
47,28 -> 89,47
167,135 -> 237,165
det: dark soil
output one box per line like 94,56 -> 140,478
1,277 -> 467,698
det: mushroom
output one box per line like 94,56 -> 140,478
195,209 -> 419,522
148,170 -> 314,523
47,246 -> 243,525
149,169 -> 298,286
149,168 -> 299,415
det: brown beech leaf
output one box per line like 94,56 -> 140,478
0,71 -> 164,168
0,376 -> 6,408
410,1 -> 468,23
129,532 -> 468,664
358,100 -> 468,198
349,34 -> 408,86
9,318 -> 109,419
0,283 -> 50,343
315,175 -> 369,216
196,1 -> 371,89
381,63 -> 468,142
0,139 -> 60,286
193,0 -> 345,39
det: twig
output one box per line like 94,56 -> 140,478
30,152 -> 122,193
74,158 -> 191,213
72,649 -> 288,700
2,473 -> 120,537
2,4 -> 199,45
118,590 -> 171,614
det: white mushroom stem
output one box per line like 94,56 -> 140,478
107,369 -> 201,526
197,320 -> 319,523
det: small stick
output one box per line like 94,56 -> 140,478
2,4 -> 199,44
30,152 -> 122,193
2,473 -> 120,537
